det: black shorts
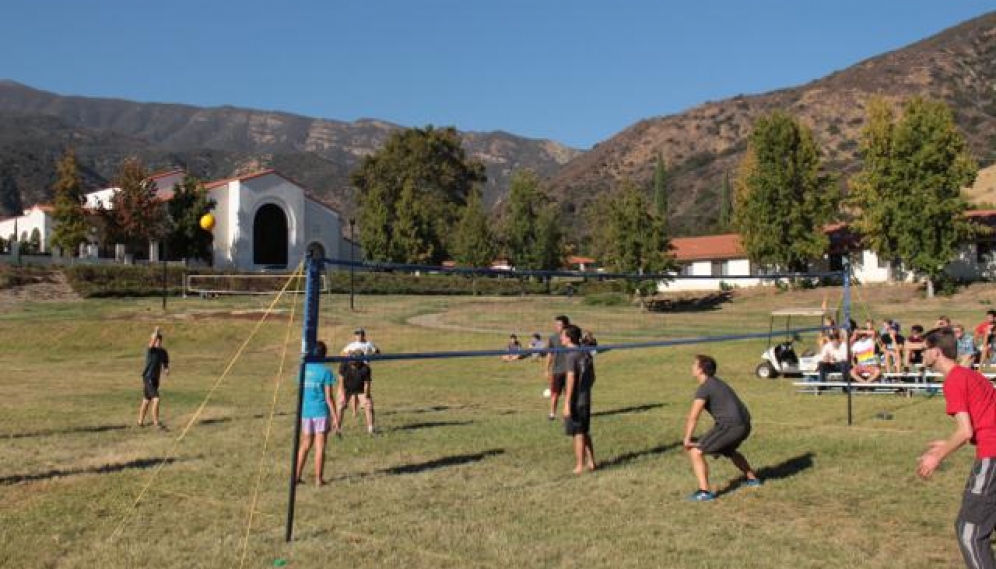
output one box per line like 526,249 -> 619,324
697,423 -> 750,457
564,398 -> 591,436
344,382 -> 368,398
143,377 -> 160,400
549,373 -> 566,395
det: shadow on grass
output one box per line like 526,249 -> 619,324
381,449 -> 504,476
390,420 -> 475,432
599,441 -> 682,470
592,403 -> 666,417
3,423 -> 131,440
381,405 -> 471,417
0,457 -> 181,486
198,412 -> 292,426
715,451 -> 816,497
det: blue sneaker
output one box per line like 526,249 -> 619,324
688,490 -> 715,502
744,478 -> 763,488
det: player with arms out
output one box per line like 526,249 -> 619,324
917,327 -> 996,569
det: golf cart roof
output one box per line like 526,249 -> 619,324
770,308 -> 830,317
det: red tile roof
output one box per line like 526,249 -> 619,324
566,255 -> 596,265
670,234 -> 744,261
147,168 -> 185,181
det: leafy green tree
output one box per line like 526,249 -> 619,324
104,158 -> 167,254
733,111 -> 839,272
652,153 -> 668,219
588,179 -> 673,275
351,126 -> 487,263
502,170 -> 563,270
451,187 -> 496,267
166,174 -> 215,262
849,97 -> 977,296
391,178 -> 435,264
49,150 -> 90,256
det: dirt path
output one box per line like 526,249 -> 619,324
0,271 -> 80,308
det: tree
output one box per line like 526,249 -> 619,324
849,97 -> 977,296
166,174 -> 215,262
502,170 -> 563,270
351,126 -> 487,263
451,187 -> 496,268
588,179 -> 673,275
107,158 -> 168,254
717,171 -> 733,231
49,150 -> 90,256
733,111 -> 839,272
28,228 -> 41,254
652,153 -> 668,220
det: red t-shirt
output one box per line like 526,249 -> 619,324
944,365 -> 996,458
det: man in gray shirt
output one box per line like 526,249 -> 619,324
682,354 -> 762,501
546,315 -> 570,420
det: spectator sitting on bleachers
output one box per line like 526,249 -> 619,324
936,315 -> 951,328
817,330 -> 848,383
974,310 -> 996,365
904,324 -> 927,370
816,316 -> 837,349
881,321 -> 904,374
955,324 -> 979,367
850,333 -> 882,383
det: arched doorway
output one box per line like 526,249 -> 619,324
253,204 -> 288,267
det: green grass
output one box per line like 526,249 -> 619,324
0,286 -> 990,568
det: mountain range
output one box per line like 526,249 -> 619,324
1,11 -> 994,236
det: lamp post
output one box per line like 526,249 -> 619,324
348,217 -> 355,311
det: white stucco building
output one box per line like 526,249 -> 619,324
0,168 -> 349,271
0,204 -> 53,252
203,170 -> 345,270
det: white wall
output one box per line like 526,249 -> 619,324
0,207 -> 52,252
304,197 -> 342,262
660,258 -> 767,291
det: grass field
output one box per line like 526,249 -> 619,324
1,283 -> 994,568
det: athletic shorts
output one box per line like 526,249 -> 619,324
909,350 -> 924,365
301,417 -> 329,435
697,423 -> 750,457
344,381 -> 368,398
564,397 -> 591,436
142,377 -> 160,400
549,373 -> 566,395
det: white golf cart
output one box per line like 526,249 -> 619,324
755,308 -> 831,379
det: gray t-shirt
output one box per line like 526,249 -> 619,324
549,334 -> 568,374
564,349 -> 595,406
694,376 -> 750,427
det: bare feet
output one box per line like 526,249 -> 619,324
316,479 -> 326,487
586,462 -> 597,472
573,466 -> 584,475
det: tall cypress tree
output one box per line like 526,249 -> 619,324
49,150 -> 90,255
733,111 -> 839,272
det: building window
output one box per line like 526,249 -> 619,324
711,261 -> 731,277
877,254 -> 889,269
680,263 -> 693,276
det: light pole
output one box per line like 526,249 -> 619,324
348,218 -> 355,311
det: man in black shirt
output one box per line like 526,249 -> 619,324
682,354 -> 761,501
337,350 -> 376,434
137,326 -> 170,429
562,324 -> 596,474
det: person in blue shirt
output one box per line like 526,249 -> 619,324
295,341 -> 340,487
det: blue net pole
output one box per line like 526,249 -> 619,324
843,256 -> 853,426
285,254 -> 323,542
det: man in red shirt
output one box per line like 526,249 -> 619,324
918,327 -> 996,569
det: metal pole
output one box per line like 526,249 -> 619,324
843,257 -> 853,426
349,218 -> 355,312
161,240 -> 168,311
286,253 -> 322,542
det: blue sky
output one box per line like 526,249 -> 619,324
1,0 -> 992,149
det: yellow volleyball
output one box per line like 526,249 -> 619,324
199,213 -> 216,231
